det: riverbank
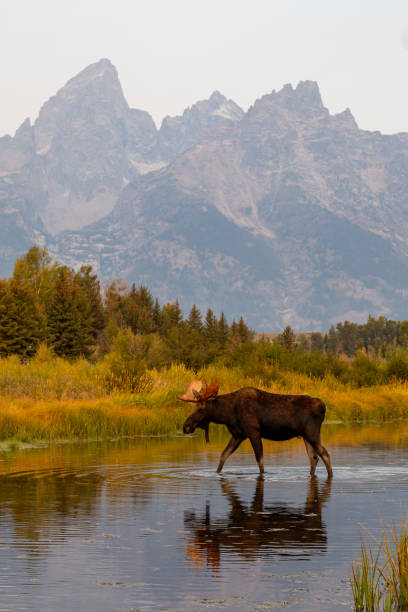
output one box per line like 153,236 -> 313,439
1,360 -> 408,445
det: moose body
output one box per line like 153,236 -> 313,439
179,382 -> 332,477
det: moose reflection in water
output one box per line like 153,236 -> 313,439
184,476 -> 332,572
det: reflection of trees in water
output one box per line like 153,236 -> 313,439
0,472 -> 105,543
0,467 -> 151,545
0,435 -> 202,559
184,476 -> 331,572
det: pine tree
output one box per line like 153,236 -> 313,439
160,301 -> 184,361
76,265 -> 105,339
177,321 -> 199,370
327,325 -> 338,354
47,267 -> 92,357
204,309 -> 218,343
160,301 -> 183,335
229,319 -> 240,348
0,279 -> 42,356
278,325 -> 296,350
311,332 -> 324,352
399,321 -> 408,349
297,334 -> 309,352
152,298 -> 162,331
237,316 -> 252,344
187,304 -> 203,331
217,312 -> 229,349
203,309 -> 220,363
103,280 -> 128,329
336,321 -> 359,356
124,284 -> 155,334
0,281 -> 20,356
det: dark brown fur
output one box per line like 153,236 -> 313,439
182,387 -> 333,476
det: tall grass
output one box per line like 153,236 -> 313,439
0,350 -> 109,400
1,356 -> 408,442
151,364 -> 408,422
0,350 -> 150,399
351,535 -> 385,611
0,397 -> 190,441
351,519 -> 408,610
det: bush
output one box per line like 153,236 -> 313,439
33,342 -> 54,363
98,328 -> 153,393
350,353 -> 385,387
386,352 -> 408,382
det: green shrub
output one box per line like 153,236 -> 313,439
351,353 -> 385,387
98,328 -> 153,393
386,352 -> 408,381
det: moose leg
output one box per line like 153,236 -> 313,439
304,439 -> 319,476
309,439 -> 333,478
249,435 -> 264,474
216,436 -> 243,473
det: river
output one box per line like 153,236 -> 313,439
0,423 -> 407,611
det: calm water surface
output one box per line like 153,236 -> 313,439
0,424 -> 408,611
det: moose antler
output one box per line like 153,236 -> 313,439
200,380 -> 219,401
177,380 -> 203,402
177,380 -> 219,402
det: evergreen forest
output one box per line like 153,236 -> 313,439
2,246 -> 408,389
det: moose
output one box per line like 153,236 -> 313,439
178,380 -> 333,477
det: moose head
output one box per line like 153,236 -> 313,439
178,380 -> 220,442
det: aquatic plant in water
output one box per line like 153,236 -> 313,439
351,519 -> 408,610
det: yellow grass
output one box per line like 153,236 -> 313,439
1,358 -> 408,443
0,396 -> 191,441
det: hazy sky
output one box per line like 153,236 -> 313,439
1,0 -> 408,137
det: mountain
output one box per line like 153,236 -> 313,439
158,90 -> 244,159
32,58 -> 158,234
0,118 -> 47,275
0,59 -> 244,242
2,60 -> 408,330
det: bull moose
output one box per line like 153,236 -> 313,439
178,380 -> 333,477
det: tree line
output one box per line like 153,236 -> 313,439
278,317 -> 408,358
0,247 -> 252,368
2,246 -> 408,385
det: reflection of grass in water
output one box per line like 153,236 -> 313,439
2,421 -> 408,482
322,422 -> 408,448
0,434 -> 227,477
351,519 -> 408,611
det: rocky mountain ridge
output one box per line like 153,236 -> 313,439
0,58 -> 244,236
2,59 -> 408,330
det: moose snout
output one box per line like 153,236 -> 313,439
183,418 -> 196,434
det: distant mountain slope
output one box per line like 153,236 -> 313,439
2,59 -> 408,329
50,142 -> 408,330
